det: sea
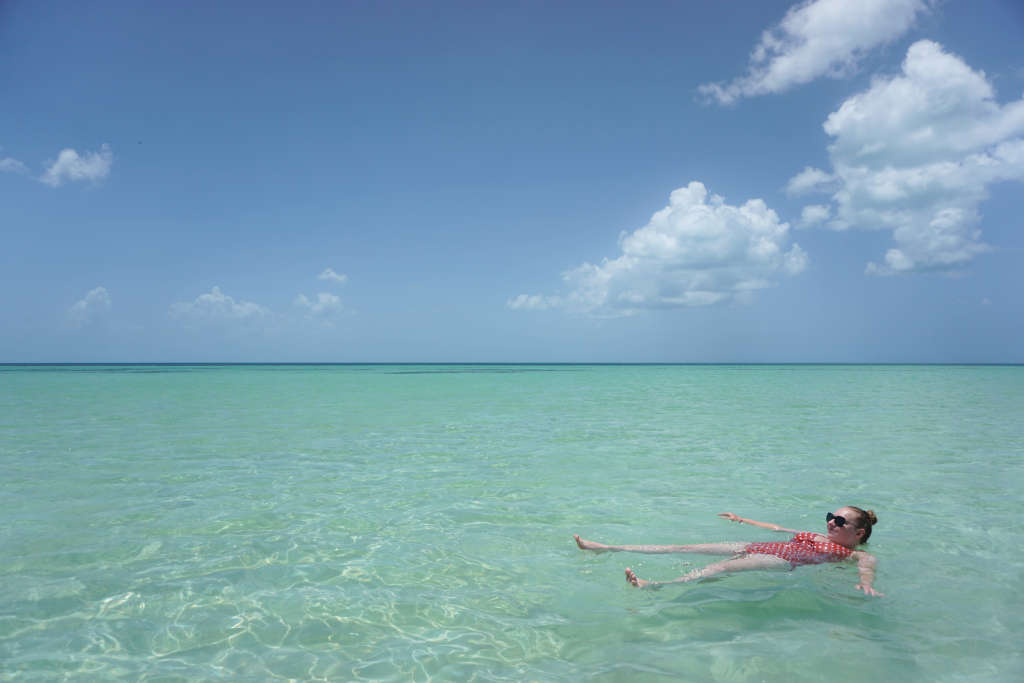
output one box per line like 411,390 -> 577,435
1,364 -> 1021,681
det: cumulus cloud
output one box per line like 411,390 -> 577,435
790,40 -> 1024,274
318,268 -> 348,284
40,144 -> 113,187
294,292 -> 342,316
699,0 -> 930,105
170,286 -> 270,321
510,182 -> 807,317
67,286 -> 111,327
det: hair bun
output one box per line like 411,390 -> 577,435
866,510 -> 878,525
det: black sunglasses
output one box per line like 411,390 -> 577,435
826,512 -> 848,528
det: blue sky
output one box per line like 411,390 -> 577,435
2,0 -> 1023,362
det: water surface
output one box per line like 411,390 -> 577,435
2,364 -> 1021,680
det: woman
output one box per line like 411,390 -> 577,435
574,506 -> 882,596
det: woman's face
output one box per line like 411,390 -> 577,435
826,506 -> 865,546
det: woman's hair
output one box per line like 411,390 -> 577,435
847,506 -> 878,544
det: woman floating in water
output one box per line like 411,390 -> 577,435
574,506 -> 882,596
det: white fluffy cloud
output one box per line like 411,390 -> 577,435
318,268 -> 348,284
40,144 -> 113,187
700,0 -> 929,105
510,182 -> 807,316
171,286 -> 270,321
294,292 -> 342,316
790,40 -> 1024,274
67,286 -> 111,327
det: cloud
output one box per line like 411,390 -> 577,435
510,181 -> 807,317
699,0 -> 930,105
800,204 -> 832,226
40,144 -> 113,187
317,268 -> 348,284
786,166 -> 836,195
294,292 -> 342,316
791,40 -> 1024,274
1,156 -> 28,175
67,286 -> 111,327
506,294 -> 561,311
170,286 -> 270,321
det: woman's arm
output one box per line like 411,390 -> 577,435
717,512 -> 800,534
852,551 -> 883,596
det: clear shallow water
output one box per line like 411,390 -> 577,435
1,364 -> 1022,681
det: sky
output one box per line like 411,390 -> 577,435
2,0 -> 1023,362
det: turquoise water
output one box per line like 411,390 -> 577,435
1,364 -> 1022,681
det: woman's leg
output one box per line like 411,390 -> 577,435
575,534 -> 746,555
625,553 -> 791,588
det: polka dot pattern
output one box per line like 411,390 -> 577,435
745,532 -> 853,566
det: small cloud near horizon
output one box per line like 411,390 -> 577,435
318,268 -> 348,284
40,144 -> 113,187
67,286 -> 112,327
294,292 -> 343,317
170,286 -> 270,322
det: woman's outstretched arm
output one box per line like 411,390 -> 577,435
853,551 -> 883,596
717,512 -> 800,534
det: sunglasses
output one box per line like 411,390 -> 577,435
826,512 -> 848,528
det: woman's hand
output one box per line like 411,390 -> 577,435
855,552 -> 881,596
718,512 -> 743,523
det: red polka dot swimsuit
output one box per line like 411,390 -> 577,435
744,532 -> 854,567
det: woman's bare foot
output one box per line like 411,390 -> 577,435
625,567 -> 650,588
574,534 -> 608,552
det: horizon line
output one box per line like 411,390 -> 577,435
2,361 -> 1022,367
